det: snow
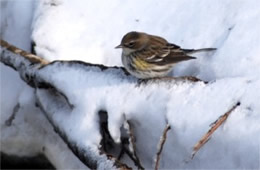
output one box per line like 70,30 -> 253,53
36,62 -> 259,168
1,0 -> 260,169
0,0 -> 86,169
1,0 -> 37,156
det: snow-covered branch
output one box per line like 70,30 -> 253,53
0,39 -> 131,169
1,39 -> 258,169
1,39 -> 201,169
0,39 -> 207,169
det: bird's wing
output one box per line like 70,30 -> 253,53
143,43 -> 196,65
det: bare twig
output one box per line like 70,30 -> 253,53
5,103 -> 20,126
125,120 -> 144,169
155,124 -> 171,170
191,102 -> 240,159
0,39 -> 49,66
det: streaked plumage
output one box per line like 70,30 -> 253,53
116,31 -> 216,79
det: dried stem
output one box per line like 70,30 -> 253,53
191,102 -> 240,159
126,120 -> 144,170
155,124 -> 171,170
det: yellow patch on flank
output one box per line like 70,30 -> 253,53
133,57 -> 151,70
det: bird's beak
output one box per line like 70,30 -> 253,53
115,44 -> 123,49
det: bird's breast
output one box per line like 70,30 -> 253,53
132,57 -> 151,70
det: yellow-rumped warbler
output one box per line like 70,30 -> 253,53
115,31 -> 216,79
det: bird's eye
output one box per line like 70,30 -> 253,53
128,41 -> 135,47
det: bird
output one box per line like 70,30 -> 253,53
115,31 -> 216,79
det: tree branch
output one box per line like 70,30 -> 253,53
0,39 -> 206,169
1,39 -> 131,169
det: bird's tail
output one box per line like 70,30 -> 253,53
183,48 -> 217,54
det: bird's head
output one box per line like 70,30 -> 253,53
115,31 -> 149,54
